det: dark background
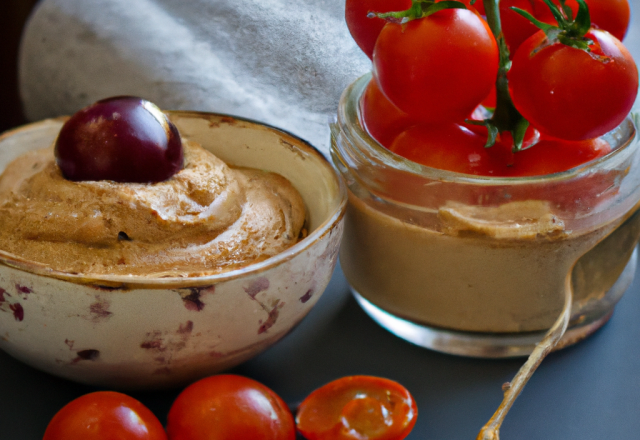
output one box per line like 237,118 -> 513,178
1,0 -> 41,133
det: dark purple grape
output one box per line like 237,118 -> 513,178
55,96 -> 183,183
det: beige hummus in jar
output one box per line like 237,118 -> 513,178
0,140 -> 306,277
340,193 -> 636,333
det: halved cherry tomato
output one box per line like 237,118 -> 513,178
296,375 -> 417,440
373,8 -> 499,123
508,29 -> 638,141
43,391 -> 167,440
360,79 -> 418,148
166,374 -> 295,440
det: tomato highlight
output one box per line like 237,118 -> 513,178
166,374 -> 295,440
43,391 -> 167,440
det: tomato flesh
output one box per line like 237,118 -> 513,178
296,375 -> 417,440
43,391 -> 167,440
166,374 -> 295,440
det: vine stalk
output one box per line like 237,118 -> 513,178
481,0 -> 529,150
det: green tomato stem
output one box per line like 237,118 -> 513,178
482,0 -> 528,150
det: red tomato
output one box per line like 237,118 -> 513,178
508,137 -> 612,176
389,123 -> 495,175
531,0 -> 630,41
345,0 -> 412,59
43,391 -> 167,440
508,29 -> 638,141
360,79 -> 418,147
469,0 -> 485,15
166,374 -> 295,440
296,376 -> 417,440
501,0 -> 548,55
481,86 -> 497,108
373,8 -> 499,123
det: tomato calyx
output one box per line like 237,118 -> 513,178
466,115 -> 530,152
512,0 -> 596,53
370,0 -> 468,24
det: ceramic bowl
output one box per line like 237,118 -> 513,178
0,111 -> 346,389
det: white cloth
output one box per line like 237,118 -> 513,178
19,0 -> 371,155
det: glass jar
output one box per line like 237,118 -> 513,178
331,74 -> 640,358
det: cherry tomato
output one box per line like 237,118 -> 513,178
360,79 -> 418,147
532,0 -> 630,41
296,376 -> 417,440
345,0 -> 412,59
500,0 -> 549,55
43,391 -> 167,440
345,0 -> 485,59
507,137 -> 611,176
469,0 -> 485,15
389,123 -> 495,175
508,29 -> 638,141
373,8 -> 499,123
166,374 -> 295,440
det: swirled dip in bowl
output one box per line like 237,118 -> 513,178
0,140 -> 306,277
0,110 -> 346,389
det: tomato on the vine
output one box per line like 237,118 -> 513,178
508,28 -> 638,141
501,0 -> 549,55
296,375 -> 417,440
345,0 -> 486,59
43,392 -> 167,440
507,137 -> 611,176
360,79 -> 419,147
373,8 -> 499,123
345,0 -> 412,59
166,374 -> 295,440
390,123 -> 495,175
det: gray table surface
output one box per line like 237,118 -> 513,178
1,259 -> 639,440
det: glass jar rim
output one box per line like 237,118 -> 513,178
337,74 -> 639,186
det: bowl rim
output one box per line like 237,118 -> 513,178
0,111 -> 347,289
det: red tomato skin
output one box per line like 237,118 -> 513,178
507,137 -> 611,176
470,0 -> 486,15
345,0 -> 412,59
390,123 -> 495,175
166,375 -> 295,440
360,79 -> 419,147
532,0 -> 630,41
501,0 -> 548,55
296,376 -> 417,440
373,8 -> 499,123
508,29 -> 638,141
43,391 -> 167,440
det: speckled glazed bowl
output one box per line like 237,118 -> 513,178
0,112 -> 346,389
